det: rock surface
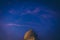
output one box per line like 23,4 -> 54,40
24,29 -> 37,40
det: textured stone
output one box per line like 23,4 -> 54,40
24,29 -> 37,40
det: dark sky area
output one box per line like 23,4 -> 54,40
0,0 -> 60,40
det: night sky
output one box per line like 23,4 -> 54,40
0,0 -> 60,40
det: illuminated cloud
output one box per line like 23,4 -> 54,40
40,14 -> 53,19
32,8 -> 40,13
26,10 -> 32,13
20,8 -> 40,16
4,23 -> 30,27
8,9 -> 17,15
5,23 -> 22,26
